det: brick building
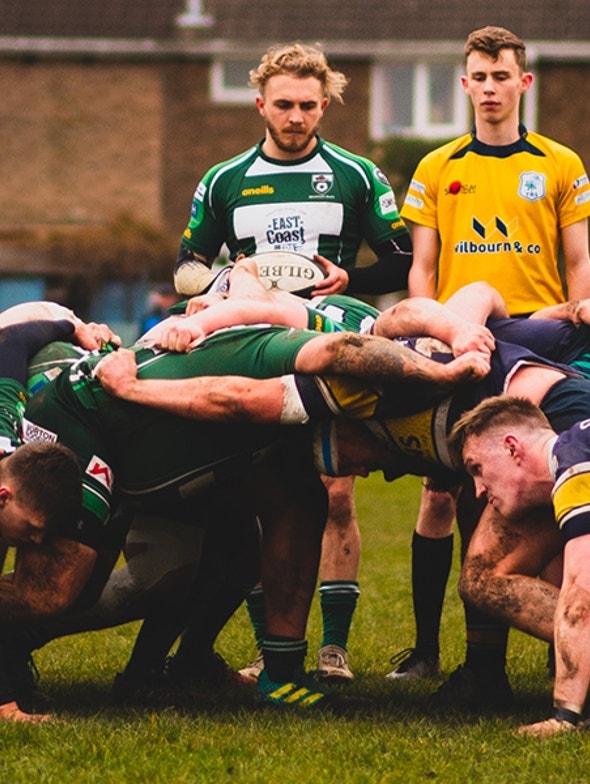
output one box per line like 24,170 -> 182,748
1,0 -> 589,330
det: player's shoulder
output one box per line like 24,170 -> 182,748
202,144 -> 260,184
525,130 -> 583,164
320,139 -> 388,184
418,133 -> 473,168
554,419 -> 590,471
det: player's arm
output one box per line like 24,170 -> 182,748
0,303 -> 118,350
519,533 -> 590,736
407,224 -> 439,298
373,293 -> 495,358
0,537 -> 97,723
552,534 -> 590,717
0,536 -> 97,620
311,234 -> 413,297
293,331 -> 490,387
142,298 -> 309,352
94,348 -> 290,423
562,219 -> 590,302
173,245 -> 217,297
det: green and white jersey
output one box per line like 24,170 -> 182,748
24,327 -> 320,549
305,295 -> 379,334
181,137 -> 408,269
0,379 -> 28,458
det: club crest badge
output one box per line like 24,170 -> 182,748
518,172 -> 546,202
311,173 -> 334,194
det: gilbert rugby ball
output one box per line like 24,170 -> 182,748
248,250 -> 327,298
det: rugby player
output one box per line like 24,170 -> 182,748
449,397 -> 590,736
174,39 -> 414,684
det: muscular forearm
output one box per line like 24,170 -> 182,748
553,581 -> 590,712
295,332 -> 489,388
374,297 -> 461,342
0,538 -> 96,621
104,372 -> 284,423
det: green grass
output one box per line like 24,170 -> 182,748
2,474 -> 590,783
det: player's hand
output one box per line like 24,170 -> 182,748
72,318 -> 121,350
185,292 -> 226,316
517,717 -> 577,737
152,318 -> 206,352
443,350 -> 491,383
573,299 -> 590,327
0,700 -> 52,723
450,323 -> 495,358
310,255 -> 349,296
94,348 -> 139,399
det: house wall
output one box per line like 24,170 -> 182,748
0,60 -> 162,239
537,63 -> 590,170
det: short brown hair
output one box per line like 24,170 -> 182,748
464,26 -> 527,71
2,442 -> 82,535
447,396 -> 551,468
249,42 -> 349,103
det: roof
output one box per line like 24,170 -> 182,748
1,0 -> 590,57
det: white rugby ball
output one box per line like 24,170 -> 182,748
248,251 -> 327,297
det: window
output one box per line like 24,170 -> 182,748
210,59 -> 258,104
371,60 -> 468,139
176,0 -> 213,28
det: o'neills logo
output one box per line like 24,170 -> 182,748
242,185 -> 275,196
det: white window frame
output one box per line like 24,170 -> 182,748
176,0 -> 213,29
370,59 -> 468,140
371,57 -> 538,140
210,58 -> 258,104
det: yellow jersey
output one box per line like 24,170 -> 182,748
401,126 -> 590,314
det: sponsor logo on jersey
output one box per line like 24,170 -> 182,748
405,193 -> 423,210
194,182 -> 206,201
454,215 -> 542,256
242,184 -> 275,197
311,174 -> 334,194
472,215 -> 518,240
390,219 -> 405,231
444,180 -> 476,196
379,191 -> 397,215
266,215 -> 306,249
183,228 -> 192,240
86,455 -> 114,490
573,174 -> 589,190
518,171 -> 546,202
409,178 -> 425,195
575,190 -> 590,206
21,418 -> 58,443
373,167 -> 391,187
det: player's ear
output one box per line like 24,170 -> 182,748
255,94 -> 266,115
504,434 -> 523,460
0,486 -> 12,505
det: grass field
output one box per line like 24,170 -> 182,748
2,473 -> 589,783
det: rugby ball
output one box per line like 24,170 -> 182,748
248,250 -> 327,298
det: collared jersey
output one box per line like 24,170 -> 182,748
551,420 -> 590,542
181,137 -> 408,268
401,126 -> 590,315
